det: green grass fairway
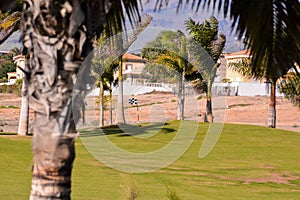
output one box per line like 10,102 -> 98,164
1,122 -> 300,199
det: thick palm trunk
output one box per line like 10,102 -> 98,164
31,112 -> 76,199
116,58 -> 126,124
18,79 -> 29,136
19,0 -> 140,198
22,0 -> 84,198
267,80 -> 276,128
99,80 -> 104,126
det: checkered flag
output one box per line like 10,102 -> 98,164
128,98 -> 138,105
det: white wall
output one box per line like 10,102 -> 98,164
212,82 -> 284,96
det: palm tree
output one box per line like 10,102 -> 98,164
95,15 -> 152,125
116,55 -> 126,124
20,0 -> 141,199
15,55 -> 29,136
17,78 -> 29,135
279,73 -> 300,108
142,30 -> 201,120
117,15 -> 152,124
103,62 -> 118,125
182,0 -> 299,127
227,55 -> 287,128
155,33 -> 188,120
185,17 -> 226,122
92,54 -> 118,126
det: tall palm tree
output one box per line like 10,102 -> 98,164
186,17 -> 226,122
92,55 -> 117,127
103,62 -> 118,125
17,77 -> 29,135
95,15 -> 152,124
20,0 -> 141,199
155,33 -> 188,120
15,55 -> 30,136
142,30 -> 201,120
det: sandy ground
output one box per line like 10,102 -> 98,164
0,92 -> 299,133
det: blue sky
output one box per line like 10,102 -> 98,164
0,1 -> 245,53
129,0 -> 245,53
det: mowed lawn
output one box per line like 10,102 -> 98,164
1,121 -> 300,199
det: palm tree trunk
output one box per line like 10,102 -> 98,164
109,87 -> 113,125
267,79 -> 276,128
18,78 -> 29,136
20,0 -> 140,198
99,80 -> 104,126
30,111 -> 76,200
181,71 -> 185,120
177,73 -> 184,120
22,0 -> 80,198
206,77 -> 213,122
82,92 -> 86,126
116,58 -> 126,124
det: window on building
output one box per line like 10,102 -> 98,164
125,64 -> 132,71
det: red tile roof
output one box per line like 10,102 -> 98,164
123,53 -> 147,61
226,49 -> 250,57
227,49 -> 250,56
224,49 -> 252,60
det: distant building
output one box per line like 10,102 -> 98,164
6,55 -> 26,83
0,50 -> 9,56
119,53 -> 151,84
213,50 -> 279,96
223,49 -> 254,82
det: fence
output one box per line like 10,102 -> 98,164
212,82 -> 284,96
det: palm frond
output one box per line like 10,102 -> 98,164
0,11 -> 21,44
156,54 -> 182,72
181,0 -> 300,79
279,73 -> 300,107
75,0 -> 141,49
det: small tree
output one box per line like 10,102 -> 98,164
280,73 -> 300,108
228,55 -> 289,128
94,15 -> 152,125
186,17 -> 226,122
142,30 -> 201,120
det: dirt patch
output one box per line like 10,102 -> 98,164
219,172 -> 299,185
0,93 -> 34,133
0,93 -> 299,133
159,167 -> 299,186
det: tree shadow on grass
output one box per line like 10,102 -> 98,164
79,122 -> 175,137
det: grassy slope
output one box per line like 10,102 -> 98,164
1,122 -> 300,199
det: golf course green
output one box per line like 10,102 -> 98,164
1,121 -> 300,199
